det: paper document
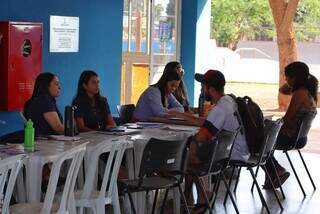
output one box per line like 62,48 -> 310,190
48,135 -> 82,141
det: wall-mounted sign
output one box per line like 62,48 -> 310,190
50,15 -> 79,52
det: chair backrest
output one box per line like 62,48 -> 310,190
0,154 -> 25,214
42,143 -> 87,214
117,104 -> 135,123
81,139 -> 128,200
211,129 -> 238,170
258,119 -> 283,164
138,138 -> 188,179
296,110 -> 317,142
19,112 -> 27,123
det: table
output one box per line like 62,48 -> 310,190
82,127 -> 197,214
5,124 -> 198,214
25,139 -> 90,202
146,117 -> 199,126
128,125 -> 198,214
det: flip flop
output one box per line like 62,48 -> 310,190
272,171 -> 290,188
191,203 -> 208,214
191,191 -> 214,214
263,171 -> 290,189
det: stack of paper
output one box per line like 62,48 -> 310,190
48,135 -> 82,141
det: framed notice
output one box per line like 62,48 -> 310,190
50,15 -> 79,52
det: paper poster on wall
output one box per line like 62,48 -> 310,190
50,15 -> 79,52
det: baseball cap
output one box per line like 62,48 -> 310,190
195,69 -> 226,89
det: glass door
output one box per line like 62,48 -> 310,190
149,0 -> 180,84
121,0 -> 180,104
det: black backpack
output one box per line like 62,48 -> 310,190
229,95 -> 264,154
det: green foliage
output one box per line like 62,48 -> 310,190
295,0 -> 320,42
211,0 -> 320,47
166,0 -> 175,16
154,3 -> 164,20
211,0 -> 274,47
166,0 -> 176,29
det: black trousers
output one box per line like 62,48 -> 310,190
265,133 -> 307,173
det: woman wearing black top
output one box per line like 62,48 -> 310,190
24,72 -> 64,135
72,70 -> 116,132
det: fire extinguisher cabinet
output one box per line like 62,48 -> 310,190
0,21 -> 42,111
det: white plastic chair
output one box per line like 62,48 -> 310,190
10,143 -> 87,214
0,154 -> 25,214
73,140 -> 127,214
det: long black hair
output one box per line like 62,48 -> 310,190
75,70 -> 100,98
73,70 -> 107,118
31,72 -> 56,98
24,72 -> 56,113
163,61 -> 181,75
154,68 -> 181,107
163,61 -> 189,110
285,61 -> 318,103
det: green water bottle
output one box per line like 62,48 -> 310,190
24,119 -> 35,150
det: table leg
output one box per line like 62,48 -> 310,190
173,187 -> 181,214
25,158 -> 43,202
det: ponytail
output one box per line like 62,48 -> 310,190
306,74 -> 318,103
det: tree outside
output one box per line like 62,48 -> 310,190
212,0 -> 320,48
211,0 -> 320,110
211,0 -> 274,49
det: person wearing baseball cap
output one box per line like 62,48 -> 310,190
184,70 -> 249,211
192,70 -> 249,162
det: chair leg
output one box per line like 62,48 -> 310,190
233,167 -> 242,193
151,189 -> 159,214
79,207 -> 84,214
160,189 -> 169,214
184,175 -> 194,204
298,150 -> 316,190
96,201 -> 105,214
250,166 -> 259,192
270,158 -> 286,199
285,151 -> 306,197
127,192 -> 137,214
211,172 -> 222,208
223,166 -> 236,205
221,172 -> 240,214
194,177 -> 213,214
262,165 -> 283,211
248,167 -> 270,214
178,184 -> 191,214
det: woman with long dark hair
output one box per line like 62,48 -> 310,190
164,61 -> 190,111
24,72 -> 64,135
264,61 -> 318,188
133,66 -> 184,121
72,70 -> 116,132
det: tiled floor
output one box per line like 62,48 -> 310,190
120,111 -> 320,214
211,151 -> 320,214
146,151 -> 320,214
190,111 -> 320,214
